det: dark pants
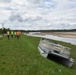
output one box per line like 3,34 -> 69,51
7,35 -> 10,40
17,35 -> 19,39
15,35 -> 16,38
11,35 -> 13,38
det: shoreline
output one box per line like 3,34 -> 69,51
36,32 -> 76,38
26,32 -> 76,45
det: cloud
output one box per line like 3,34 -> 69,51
27,0 -> 41,4
0,0 -> 12,3
0,0 -> 76,30
0,10 -> 11,22
9,13 -> 23,22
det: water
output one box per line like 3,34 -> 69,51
28,34 -> 76,45
45,35 -> 76,45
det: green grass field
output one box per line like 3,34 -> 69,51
0,34 -> 76,75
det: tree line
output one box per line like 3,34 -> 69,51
21,29 -> 76,32
0,28 -> 76,34
0,28 -> 10,34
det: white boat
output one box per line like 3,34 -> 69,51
38,38 -> 74,67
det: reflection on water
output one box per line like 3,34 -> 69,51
29,34 -> 76,45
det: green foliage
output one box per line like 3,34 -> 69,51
20,29 -> 76,32
0,29 -> 2,34
0,28 -> 10,34
0,35 -> 76,75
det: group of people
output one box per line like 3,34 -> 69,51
7,31 -> 21,40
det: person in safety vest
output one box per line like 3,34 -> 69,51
7,31 -> 10,40
11,31 -> 14,38
14,31 -> 16,38
16,31 -> 20,39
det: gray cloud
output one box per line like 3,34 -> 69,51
0,7 -> 13,10
17,17 -> 23,22
24,16 -> 42,22
9,14 -> 23,22
0,0 -> 12,3
27,0 -> 41,4
69,0 -> 76,1
0,0 -> 76,30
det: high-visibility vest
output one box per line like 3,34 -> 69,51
16,32 -> 20,35
14,32 -> 16,35
11,31 -> 13,35
7,31 -> 10,35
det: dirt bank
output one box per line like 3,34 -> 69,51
37,32 -> 76,38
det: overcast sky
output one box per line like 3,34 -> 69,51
0,0 -> 76,30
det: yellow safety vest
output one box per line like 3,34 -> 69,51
7,31 -> 10,35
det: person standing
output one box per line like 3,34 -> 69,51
11,31 -> 14,38
18,31 -> 20,39
14,31 -> 16,38
7,31 -> 10,40
16,31 -> 20,39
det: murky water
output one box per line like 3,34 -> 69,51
45,35 -> 76,45
29,34 -> 76,45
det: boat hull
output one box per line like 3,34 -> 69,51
38,46 -> 74,68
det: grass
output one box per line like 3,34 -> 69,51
0,34 -> 76,75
